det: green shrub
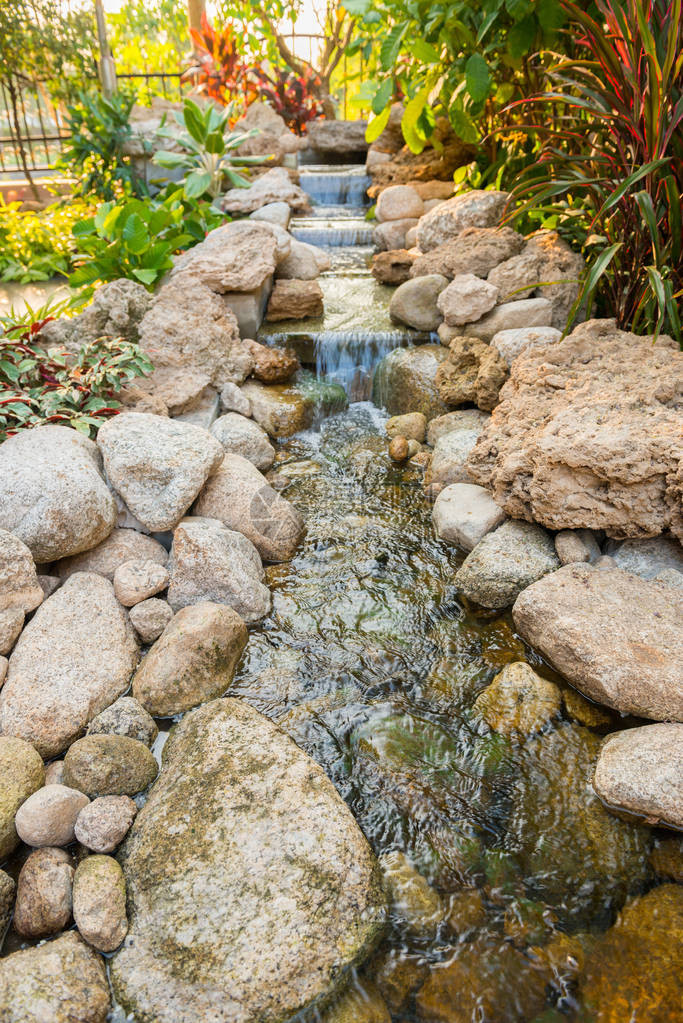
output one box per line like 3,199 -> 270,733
0,199 -> 93,283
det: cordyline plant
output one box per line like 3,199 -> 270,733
506,0 -> 683,344
256,67 -> 324,134
0,314 -> 152,441
183,13 -> 258,110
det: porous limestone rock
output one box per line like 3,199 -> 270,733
410,226 -> 524,280
54,528 -> 168,581
110,698 -> 386,1023
416,190 -> 511,252
389,275 -> 449,331
371,249 -> 416,285
39,279 -> 151,352
0,425 -> 116,563
593,724 -> 683,830
432,483 -> 506,551
512,564 -> 683,721
266,279 -> 324,322
455,520 -> 559,608
373,345 -> 449,420
97,412 -> 224,532
0,573 -> 139,758
436,274 -> 499,326
0,736 -> 45,860
245,340 -> 300,384
467,321 -> 683,539
491,325 -> 563,366
435,335 -> 509,412
0,529 -> 43,614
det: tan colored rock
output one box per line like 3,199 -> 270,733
374,218 -> 419,251
44,761 -> 64,785
455,519 -> 560,608
435,335 -> 509,411
473,662 -> 561,736
467,321 -> 683,539
275,238 -> 329,280
389,274 -> 449,331
15,784 -> 89,847
240,380 -> 315,438
410,226 -> 524,280
131,366 -> 212,417
555,529 -> 601,565
562,687 -> 612,728
594,724 -> 683,829
195,453 -> 305,562
0,529 -> 43,614
432,483 -> 506,551
132,602 -> 248,717
513,564 -> 683,721
244,339 -> 300,383
220,166 -> 311,214
373,345 -> 449,420
0,931 -> 111,1023
220,381 -> 252,417
170,220 -> 283,293
64,735 -> 158,798
380,851 -> 443,936
437,273 -> 499,326
386,412 -> 426,442
371,249 -> 416,284
491,325 -> 563,365
75,795 -> 137,853
0,608 -> 23,656
54,527 -> 168,581
416,190 -> 511,251
1,573 -> 139,758
266,279 -> 324,322
113,559 -> 169,607
128,598 -> 174,644
426,408 -> 490,446
463,296 -> 554,342
376,184 -> 424,222
388,436 -> 409,461
0,656 -> 6,686
368,120 -> 473,194
0,737 -> 45,860
0,425 -> 117,563
13,847 -> 74,939
322,981 -> 391,1023
73,855 -> 128,953
487,230 -> 584,329
87,695 -> 158,747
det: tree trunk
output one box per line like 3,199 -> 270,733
187,0 -> 205,36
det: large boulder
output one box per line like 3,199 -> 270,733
467,321 -> 683,539
97,412 -> 224,532
454,519 -> 560,608
0,425 -> 116,562
410,226 -> 524,280
266,279 -> 324,322
416,190 -> 510,252
110,699 -> 386,1022
512,564 -> 683,721
0,573 -> 139,758
308,119 -> 368,155
195,452 -> 304,562
220,166 -> 311,214
389,275 -> 448,331
373,345 -> 449,420
171,221 -> 285,294
167,517 -> 271,624
0,932 -> 110,1023
435,336 -> 509,412
593,724 -> 683,830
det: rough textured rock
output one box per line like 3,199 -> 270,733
424,420 -> 487,495
39,279 -> 151,352
0,870 -> 14,946
610,535 -> 683,578
132,366 -> 212,417
128,598 -> 174,645
87,696 -> 158,747
432,483 -> 506,551
487,231 -> 584,329
55,528 -> 168,581
455,520 -> 560,608
322,981 -> 391,1023
220,166 -> 311,214
491,325 -> 563,366
376,184 -> 424,222
167,517 -> 269,624
593,724 -> 683,829
512,564 -> 683,721
211,412 -> 276,471
98,412 -> 224,532
416,190 -> 511,252
0,425 -> 116,563
462,297 -> 554,342
389,274 -> 448,331
113,559 -> 169,607
132,602 -> 248,717
73,855 -> 128,953
374,218 -> 419,252
0,736 -> 45,860
15,784 -> 89,847
371,249 -> 416,285
0,931 -> 110,1023
368,119 -> 473,194
385,413 -> 426,443
171,220 -> 283,293
410,226 -> 524,280
373,345 -> 449,420
555,528 -> 601,565
0,656 -> 6,686
266,279 -> 324,322
467,322 -> 683,539
240,380 -> 315,438
473,662 -> 561,736
13,847 -> 74,939
436,335 -> 509,412
195,453 -> 305,562
63,735 -> 158,798
0,529 -> 43,614
220,381 -> 252,417
0,573 -> 139,758
245,340 -> 300,384
0,609 -> 23,657
276,239 -> 329,280
308,119 -> 368,154
436,274 -> 499,326
580,885 -> 683,1022
75,795 -> 137,853
110,699 -> 385,1023
426,409 -> 489,447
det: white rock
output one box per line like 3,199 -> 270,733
113,560 -> 170,607
465,298 -> 554,342
210,413 -> 276,472
491,325 -> 563,365
15,784 -> 90,847
219,382 -> 252,417
437,274 -> 499,327
376,185 -> 424,223
433,483 -> 506,551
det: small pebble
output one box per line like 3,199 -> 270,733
113,559 -> 170,607
75,795 -> 137,853
13,847 -> 74,939
38,575 -> 61,598
15,784 -> 90,847
0,608 -> 24,656
128,597 -> 174,644
73,854 -> 128,952
87,696 -> 159,747
389,436 -> 410,462
44,761 -> 65,785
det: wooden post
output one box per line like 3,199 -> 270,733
188,0 -> 206,36
94,0 -> 117,99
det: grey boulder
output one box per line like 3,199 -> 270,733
455,519 -> 559,608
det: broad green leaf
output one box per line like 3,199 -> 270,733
342,0 -> 372,14
380,23 -> 408,71
402,83 -> 433,154
448,105 -> 480,145
372,79 -> 394,116
152,150 -> 189,169
183,170 -> 213,200
465,53 -> 492,103
537,0 -> 567,32
72,217 -> 96,238
132,268 -> 159,286
205,131 -> 226,155
122,213 -> 150,255
412,39 -> 441,63
183,101 -> 208,146
365,106 -> 392,143
507,14 -> 538,59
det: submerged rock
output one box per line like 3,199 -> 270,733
110,699 -> 386,1023
473,662 -> 561,736
593,724 -> 683,830
379,850 -> 443,936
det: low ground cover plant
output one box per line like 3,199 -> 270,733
0,199 -> 93,283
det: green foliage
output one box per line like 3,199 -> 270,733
0,317 -> 152,441
0,199 -> 93,283
59,89 -> 146,202
153,99 -> 264,200
347,0 -> 571,151
68,190 -> 223,293
106,0 -> 188,76
508,0 -> 683,344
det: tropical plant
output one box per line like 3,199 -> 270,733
59,89 -> 146,201
106,0 -> 188,79
0,199 -> 93,283
153,98 -> 265,200
508,0 -> 683,344
256,67 -> 324,134
0,318 -> 152,441
183,12 -> 258,110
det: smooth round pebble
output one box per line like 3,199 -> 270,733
389,436 -> 409,462
15,784 -> 89,848
0,736 -> 45,860
13,847 -> 74,939
63,734 -> 158,798
113,559 -> 170,607
73,854 -> 128,952
128,598 -> 174,644
75,795 -> 138,853
87,695 -> 158,747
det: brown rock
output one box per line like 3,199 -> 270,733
388,436 -> 410,462
649,838 -> 683,882
435,335 -> 509,411
13,847 -> 74,939
63,735 -> 158,798
371,249 -> 416,285
473,662 -> 562,736
466,321 -> 683,539
593,723 -> 683,829
130,366 -> 212,416
54,528 -> 168,581
240,380 -> 315,438
75,795 -> 138,853
266,279 -> 324,322
411,226 -> 524,280
385,412 -> 427,442
244,339 -> 300,383
512,564 -> 683,721
73,854 -> 128,953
